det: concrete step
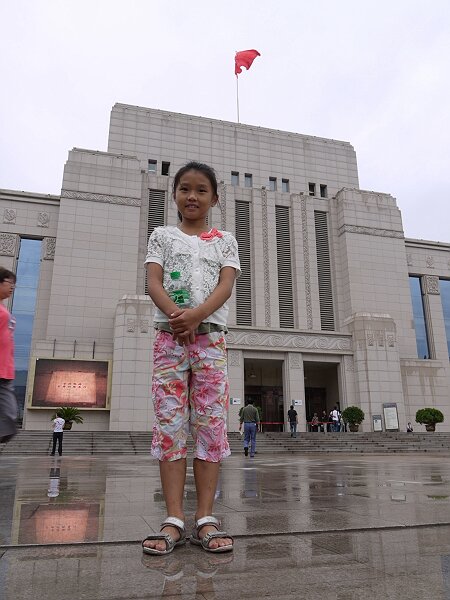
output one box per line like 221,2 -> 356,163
2,430 -> 450,456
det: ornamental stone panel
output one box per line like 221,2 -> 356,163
0,233 -> 18,256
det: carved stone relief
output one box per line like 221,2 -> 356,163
406,253 -> 412,266
424,275 -> 440,295
0,233 -> 17,256
219,181 -> 226,230
338,224 -> 404,239
226,329 -> 352,351
387,334 -> 395,348
140,319 -> 149,333
426,255 -> 434,269
289,353 -> 302,368
127,318 -> 136,333
228,350 -> 241,367
3,209 -> 16,224
37,212 -> 50,228
344,355 -> 354,372
61,189 -> 141,207
366,332 -> 375,347
43,237 -> 56,260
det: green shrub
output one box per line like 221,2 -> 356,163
51,406 -> 84,424
415,408 -> 444,425
341,406 -> 365,425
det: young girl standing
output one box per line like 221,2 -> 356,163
142,162 -> 240,555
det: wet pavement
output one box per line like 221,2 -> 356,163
2,453 -> 450,598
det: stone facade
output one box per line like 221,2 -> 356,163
1,103 -> 449,432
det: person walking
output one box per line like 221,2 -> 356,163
287,404 -> 298,437
239,400 -> 260,457
142,162 -> 240,556
51,412 -> 65,456
0,268 -> 17,444
330,406 -> 341,432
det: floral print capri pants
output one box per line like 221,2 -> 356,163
151,330 -> 230,462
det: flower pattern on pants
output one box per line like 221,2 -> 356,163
151,330 -> 230,462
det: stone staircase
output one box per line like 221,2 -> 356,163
1,430 -> 450,456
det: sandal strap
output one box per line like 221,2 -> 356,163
161,516 -> 185,536
142,533 -> 173,550
203,531 -> 233,547
195,515 -> 220,531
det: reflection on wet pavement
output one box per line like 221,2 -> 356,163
2,453 -> 450,598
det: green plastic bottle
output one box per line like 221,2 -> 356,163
168,271 -> 190,307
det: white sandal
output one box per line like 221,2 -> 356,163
190,516 -> 234,553
142,517 -> 186,555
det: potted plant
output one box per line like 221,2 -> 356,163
415,408 -> 444,432
51,406 -> 84,430
341,406 -> 365,432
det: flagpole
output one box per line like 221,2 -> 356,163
236,75 -> 240,123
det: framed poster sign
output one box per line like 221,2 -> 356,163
383,403 -> 399,431
28,358 -> 111,409
372,414 -> 383,432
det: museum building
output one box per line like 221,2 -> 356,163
1,103 -> 449,433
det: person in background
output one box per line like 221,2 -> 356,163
239,399 -> 260,457
321,409 -> 328,432
51,412 -> 65,456
311,412 -> 319,432
406,422 -> 414,433
0,268 -> 17,444
287,404 -> 298,437
330,406 -> 341,432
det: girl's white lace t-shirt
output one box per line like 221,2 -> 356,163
145,226 -> 241,326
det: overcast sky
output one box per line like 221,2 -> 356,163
1,0 -> 449,242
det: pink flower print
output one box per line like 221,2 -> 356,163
195,385 -> 212,409
199,228 -> 223,241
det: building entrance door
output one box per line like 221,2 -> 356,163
304,362 -> 339,431
244,359 -> 284,432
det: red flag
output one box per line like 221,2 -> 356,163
235,49 -> 260,76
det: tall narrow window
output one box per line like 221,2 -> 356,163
308,182 -> 316,196
440,279 -> 450,358
409,276 -> 430,359
235,201 -> 252,325
161,161 -> 170,176
282,179 -> 290,193
231,171 -> 239,186
320,184 -> 328,198
269,177 -> 277,191
11,238 -> 42,416
148,159 -> 157,173
145,189 -> 166,292
314,211 -> 335,330
244,173 -> 253,188
275,206 -> 294,328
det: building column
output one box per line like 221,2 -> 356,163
227,349 -> 244,432
284,353 -> 305,432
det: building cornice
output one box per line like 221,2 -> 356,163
226,326 -> 352,353
61,189 -> 141,207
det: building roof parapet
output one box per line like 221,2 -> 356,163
71,147 -> 139,161
0,189 -> 60,204
112,103 -> 354,149
405,238 -> 450,250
